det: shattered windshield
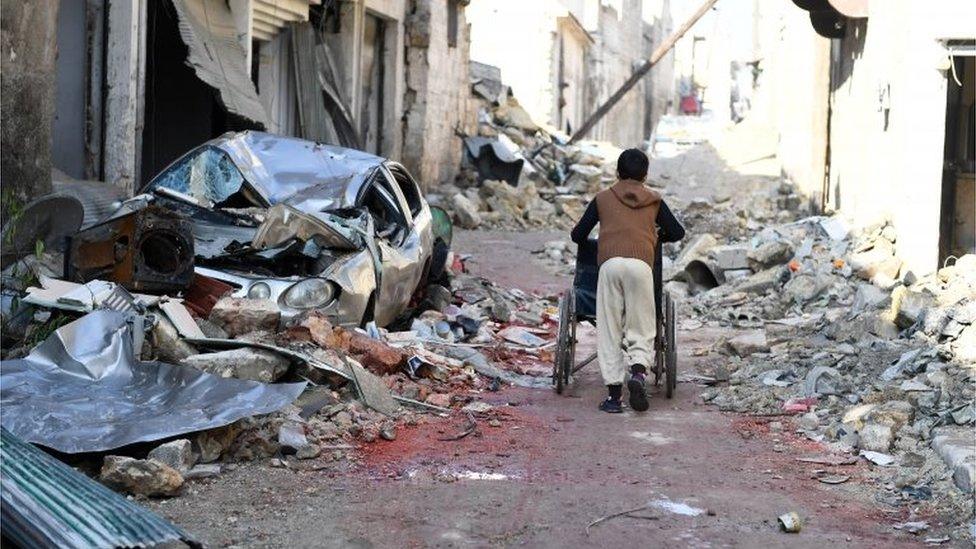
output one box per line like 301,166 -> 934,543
150,146 -> 250,207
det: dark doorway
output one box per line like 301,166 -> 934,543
141,0 -> 250,185
939,49 -> 976,265
361,13 -> 386,155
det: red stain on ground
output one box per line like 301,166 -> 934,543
357,399 -> 550,481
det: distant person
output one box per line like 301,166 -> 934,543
570,149 -> 685,413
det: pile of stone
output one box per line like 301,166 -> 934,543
670,210 -> 975,509
83,267 -> 559,499
432,93 -> 618,231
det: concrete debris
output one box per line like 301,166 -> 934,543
209,297 -> 281,337
99,456 -> 184,497
675,182 -> 973,522
147,439 -> 196,474
726,330 -> 769,356
182,347 -> 290,383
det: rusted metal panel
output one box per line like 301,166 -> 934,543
67,204 -> 195,292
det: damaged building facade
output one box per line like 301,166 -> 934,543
44,0 -> 472,195
466,0 -> 674,145
753,0 -> 976,277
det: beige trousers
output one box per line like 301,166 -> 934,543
596,257 -> 657,386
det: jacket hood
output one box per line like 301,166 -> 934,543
609,179 -> 662,209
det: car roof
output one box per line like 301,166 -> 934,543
211,131 -> 386,211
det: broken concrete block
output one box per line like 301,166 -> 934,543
891,288 -> 935,330
451,194 -> 482,229
194,423 -> 241,463
952,324 -> 976,363
182,348 -> 289,383
880,349 -> 922,382
184,463 -> 222,480
784,274 -> 829,304
727,330 -> 769,357
852,283 -> 890,315
100,456 -> 183,497
842,403 -> 876,430
342,331 -> 408,375
278,420 -> 316,458
865,400 -> 915,428
150,314 -> 198,363
147,439 -> 196,474
493,99 -> 538,132
554,195 -> 586,220
209,297 -> 280,337
747,240 -> 794,271
736,267 -> 785,294
859,422 -> 895,452
931,427 -> 976,493
850,244 -> 902,281
709,245 -> 751,271
672,234 -> 719,275
804,366 -> 847,397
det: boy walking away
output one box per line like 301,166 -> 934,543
570,149 -> 685,413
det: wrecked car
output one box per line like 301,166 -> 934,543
107,131 -> 443,327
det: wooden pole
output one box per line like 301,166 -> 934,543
568,0 -> 720,144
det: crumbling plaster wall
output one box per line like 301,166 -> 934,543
585,0 -> 650,147
748,2 -> 831,210
644,0 -> 674,139
825,0 -> 975,276
402,0 -> 475,190
1,0 -> 61,213
466,0 -> 566,130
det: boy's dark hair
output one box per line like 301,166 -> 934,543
617,148 -> 649,180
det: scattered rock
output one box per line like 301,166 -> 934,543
209,297 -> 281,336
182,348 -> 289,383
748,240 -> 793,271
184,463 -> 222,480
100,456 -> 183,497
727,330 -> 769,357
451,194 -> 482,229
147,439 -> 196,474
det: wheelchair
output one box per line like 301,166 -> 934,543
552,239 -> 677,398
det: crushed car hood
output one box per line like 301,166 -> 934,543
197,131 -> 384,212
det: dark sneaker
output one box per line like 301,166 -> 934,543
599,397 -> 623,414
628,373 -> 649,412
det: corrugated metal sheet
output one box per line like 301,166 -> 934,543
171,0 -> 269,126
253,0 -> 316,41
0,428 -> 200,548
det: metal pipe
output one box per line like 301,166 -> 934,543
568,0 -> 720,144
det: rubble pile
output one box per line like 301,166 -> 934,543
669,210 -> 975,512
432,82 -> 624,231
0,239 -> 558,500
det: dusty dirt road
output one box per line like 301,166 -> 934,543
148,229 -> 941,548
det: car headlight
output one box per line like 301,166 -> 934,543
248,282 -> 271,300
282,279 -> 337,309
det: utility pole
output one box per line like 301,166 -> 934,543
568,0 -> 720,144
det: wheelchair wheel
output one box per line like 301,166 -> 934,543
554,288 -> 576,394
665,292 -> 677,399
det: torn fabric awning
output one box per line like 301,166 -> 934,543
0,311 -> 305,453
171,0 -> 269,127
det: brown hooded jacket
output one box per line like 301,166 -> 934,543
593,179 -> 662,267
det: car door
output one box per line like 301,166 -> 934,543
358,167 -> 420,326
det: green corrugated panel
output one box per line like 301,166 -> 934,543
0,428 -> 200,548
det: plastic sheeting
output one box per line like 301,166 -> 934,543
0,311 -> 305,453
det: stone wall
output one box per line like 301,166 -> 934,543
584,0 -> 649,147
1,0 -> 60,213
402,0 -> 475,190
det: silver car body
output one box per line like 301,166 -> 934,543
144,131 -> 434,327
